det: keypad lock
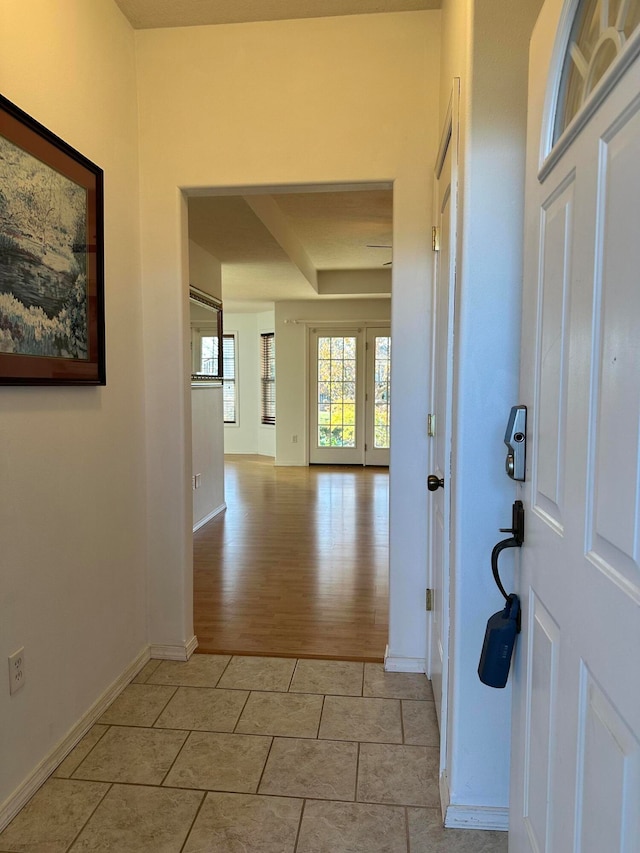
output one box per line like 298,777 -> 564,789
504,406 -> 527,481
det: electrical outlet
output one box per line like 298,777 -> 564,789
8,648 -> 25,695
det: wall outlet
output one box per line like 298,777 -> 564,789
292,435 -> 298,444
8,648 -> 25,695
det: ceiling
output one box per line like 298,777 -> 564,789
188,189 -> 393,312
114,0 -> 439,30
115,1 -> 405,314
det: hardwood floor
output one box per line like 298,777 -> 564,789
194,455 -> 389,661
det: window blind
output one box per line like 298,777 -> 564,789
260,332 -> 275,425
223,334 -> 236,423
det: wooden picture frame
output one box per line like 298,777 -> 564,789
190,286 -> 223,383
0,94 -> 105,385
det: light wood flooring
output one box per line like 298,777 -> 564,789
194,455 -> 389,661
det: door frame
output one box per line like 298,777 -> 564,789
427,79 -> 460,801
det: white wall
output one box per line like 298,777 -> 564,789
224,310 -> 276,457
188,241 -> 225,528
275,299 -> 391,465
0,0 -> 146,817
135,12 -> 441,667
439,0 -> 544,827
189,239 -> 222,299
192,386 -> 225,528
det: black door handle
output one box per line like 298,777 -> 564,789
427,474 -> 444,491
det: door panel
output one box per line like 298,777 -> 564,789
511,12 -> 640,851
365,328 -> 391,466
427,82 -> 459,746
534,177 -> 574,530
309,330 -> 364,464
588,104 -> 640,590
523,593 -> 560,852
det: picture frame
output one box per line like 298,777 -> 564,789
190,286 -> 223,383
0,94 -> 105,385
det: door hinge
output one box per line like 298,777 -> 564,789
427,414 -> 435,437
432,226 -> 440,252
426,589 -> 434,611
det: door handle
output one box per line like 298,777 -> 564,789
427,474 -> 444,491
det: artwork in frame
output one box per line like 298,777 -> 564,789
0,94 -> 105,385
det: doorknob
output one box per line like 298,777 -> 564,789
427,474 -> 444,491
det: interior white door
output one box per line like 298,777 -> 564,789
309,329 -> 365,464
428,83 -> 458,735
510,5 -> 640,851
364,327 -> 391,467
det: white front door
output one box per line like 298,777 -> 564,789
510,3 -> 640,851
428,83 -> 459,737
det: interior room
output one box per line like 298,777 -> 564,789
2,0 -> 638,850
188,187 -> 393,661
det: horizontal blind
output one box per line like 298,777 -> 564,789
223,334 -> 236,423
260,332 -> 275,425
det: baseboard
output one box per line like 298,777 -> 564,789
274,461 -> 307,467
384,647 -> 426,673
0,645 -> 150,833
193,502 -> 226,532
439,769 -> 451,823
444,803 -> 509,832
150,635 -> 198,661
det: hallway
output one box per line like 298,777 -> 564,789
194,456 -> 390,661
0,654 -> 506,852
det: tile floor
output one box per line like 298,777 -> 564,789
0,655 -> 508,852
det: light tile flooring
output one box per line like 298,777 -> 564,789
0,655 -> 508,852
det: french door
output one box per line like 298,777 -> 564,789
365,328 -> 391,467
309,327 -> 390,466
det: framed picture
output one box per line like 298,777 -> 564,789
0,94 -> 105,385
190,286 -> 223,383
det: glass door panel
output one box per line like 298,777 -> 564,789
365,328 -> 391,466
310,330 -> 364,464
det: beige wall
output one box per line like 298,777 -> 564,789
192,386 -> 225,528
135,11 -> 442,664
188,239 -> 222,300
438,0 -> 544,826
223,311 -> 276,457
0,0 -> 145,815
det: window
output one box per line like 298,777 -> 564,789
373,335 -> 391,449
555,0 -> 640,142
260,332 -> 275,425
317,335 -> 357,447
222,334 -> 237,423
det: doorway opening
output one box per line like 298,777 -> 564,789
188,183 -> 393,661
